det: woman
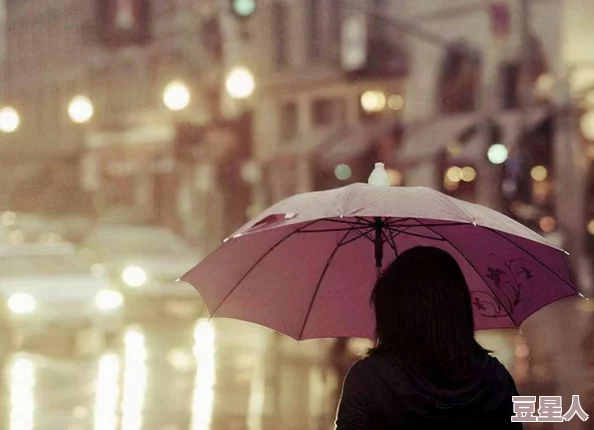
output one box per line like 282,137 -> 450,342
335,246 -> 522,429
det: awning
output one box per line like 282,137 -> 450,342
395,113 -> 479,166
451,107 -> 552,163
314,117 -> 399,170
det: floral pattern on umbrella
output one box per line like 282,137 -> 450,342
471,256 -> 535,319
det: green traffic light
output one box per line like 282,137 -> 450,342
232,0 -> 256,17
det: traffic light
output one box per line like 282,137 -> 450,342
230,0 -> 256,18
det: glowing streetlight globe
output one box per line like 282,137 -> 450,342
225,66 -> 255,99
0,107 -> 20,133
163,81 -> 191,111
487,143 -> 509,165
68,96 -> 94,124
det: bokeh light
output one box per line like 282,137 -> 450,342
232,0 -> 256,17
487,143 -> 508,165
539,216 -> 556,233
460,166 -> 476,182
360,91 -> 386,113
334,164 -> 352,181
387,94 -> 404,111
0,106 -> 20,133
530,165 -> 548,181
122,266 -> 147,288
8,293 -> 36,314
163,81 -> 191,111
445,166 -> 462,183
225,66 -> 255,99
68,95 -> 94,124
95,290 -> 124,311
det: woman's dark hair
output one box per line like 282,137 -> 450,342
369,246 -> 490,379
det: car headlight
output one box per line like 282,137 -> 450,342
8,293 -> 36,314
121,266 -> 147,288
95,290 -> 124,311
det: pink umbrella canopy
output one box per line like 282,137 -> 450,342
181,183 -> 579,340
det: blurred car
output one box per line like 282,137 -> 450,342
0,242 -> 124,354
82,224 -> 206,325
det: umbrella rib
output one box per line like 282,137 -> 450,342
355,217 -> 375,226
386,226 -> 445,241
208,219 -> 323,319
298,226 -> 374,233
381,228 -> 398,256
326,218 -> 372,227
486,228 -> 579,292
297,230 -> 352,340
339,227 -> 376,247
414,220 -> 518,326
387,220 -> 469,228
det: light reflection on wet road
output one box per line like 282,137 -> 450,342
0,319 -> 339,430
2,296 -> 592,430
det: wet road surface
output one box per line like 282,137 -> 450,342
1,295 -> 593,430
0,319 -> 339,430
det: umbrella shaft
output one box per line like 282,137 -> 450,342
374,217 -> 383,273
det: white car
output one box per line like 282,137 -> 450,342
83,224 -> 205,323
0,242 -> 125,354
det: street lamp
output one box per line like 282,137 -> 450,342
0,106 -> 20,133
68,95 -> 94,124
225,66 -> 255,99
163,80 -> 191,111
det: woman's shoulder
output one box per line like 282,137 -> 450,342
346,353 -> 407,381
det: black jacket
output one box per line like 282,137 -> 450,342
335,353 -> 522,429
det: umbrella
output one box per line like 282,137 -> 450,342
181,183 -> 579,340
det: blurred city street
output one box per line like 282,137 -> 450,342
0,298 -> 592,430
0,318 -> 342,430
1,0 -> 594,428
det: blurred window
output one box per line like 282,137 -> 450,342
306,0 -> 322,61
272,0 -> 289,69
279,102 -> 297,142
312,98 -> 346,127
437,42 -> 481,114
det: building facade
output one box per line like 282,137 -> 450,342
1,0 -> 252,252
235,0 -> 408,212
392,0 -> 594,292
